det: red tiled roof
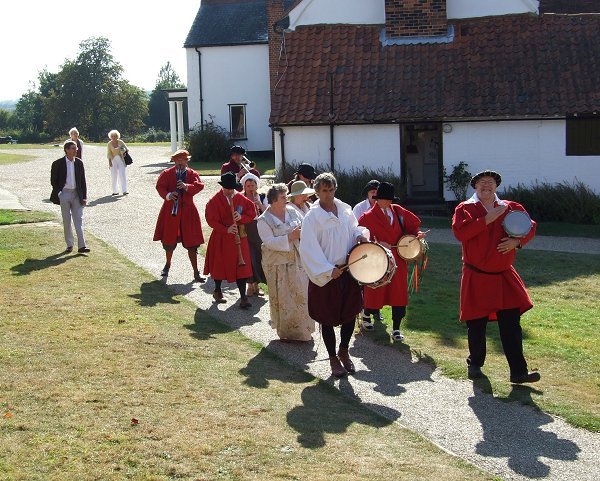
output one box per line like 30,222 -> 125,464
270,14 -> 600,125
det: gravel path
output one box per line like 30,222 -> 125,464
2,146 -> 599,481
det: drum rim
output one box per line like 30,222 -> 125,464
347,241 -> 396,286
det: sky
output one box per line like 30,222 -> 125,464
0,0 -> 201,101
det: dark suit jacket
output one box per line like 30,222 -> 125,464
50,156 -> 87,205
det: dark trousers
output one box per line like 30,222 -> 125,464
364,306 -> 406,330
466,308 -> 528,377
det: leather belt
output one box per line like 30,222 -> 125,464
464,263 -> 507,275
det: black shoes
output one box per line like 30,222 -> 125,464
468,365 -> 484,379
65,246 -> 73,253
510,371 -> 541,384
78,247 -> 90,253
239,296 -> 252,309
193,271 -> 206,283
160,264 -> 170,277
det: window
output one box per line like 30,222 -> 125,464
566,114 -> 600,156
229,104 -> 247,140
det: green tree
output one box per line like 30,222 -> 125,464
147,62 -> 185,131
0,109 -> 14,132
42,37 -> 147,140
14,89 -> 44,132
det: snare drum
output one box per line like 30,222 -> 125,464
502,210 -> 532,238
396,235 -> 427,261
347,242 -> 397,289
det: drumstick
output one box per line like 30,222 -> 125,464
338,254 -> 368,271
408,229 -> 431,243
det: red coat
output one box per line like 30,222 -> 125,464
452,199 -> 536,321
358,204 -> 421,308
220,160 -> 260,178
153,166 -> 204,248
203,190 -> 255,282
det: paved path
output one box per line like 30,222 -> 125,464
1,146 -> 599,481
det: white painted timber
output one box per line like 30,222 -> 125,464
186,44 -> 272,152
442,120 -> 600,199
447,0 -> 539,19
288,0 -> 385,30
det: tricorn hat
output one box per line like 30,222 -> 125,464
287,180 -> 316,199
296,163 -> 317,180
218,171 -> 242,190
229,145 -> 246,155
372,182 -> 395,201
361,179 -> 380,197
170,149 -> 191,162
470,170 -> 502,188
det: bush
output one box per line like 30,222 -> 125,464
502,180 -> 600,225
133,128 -> 170,143
443,161 -> 471,201
186,116 -> 231,163
1,129 -> 53,144
276,162 -> 404,208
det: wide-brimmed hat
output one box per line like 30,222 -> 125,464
229,145 -> 246,155
296,163 -> 317,180
218,172 -> 242,190
361,179 -> 380,197
170,149 -> 191,162
372,182 -> 395,201
287,180 -> 316,199
470,170 -> 502,188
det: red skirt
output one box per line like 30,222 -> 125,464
308,271 -> 362,326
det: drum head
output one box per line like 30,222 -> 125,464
502,211 -> 532,238
396,235 -> 422,260
348,243 -> 389,284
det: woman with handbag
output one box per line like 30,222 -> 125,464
106,129 -> 129,195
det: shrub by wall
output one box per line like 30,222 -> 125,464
502,181 -> 600,225
186,119 -> 230,163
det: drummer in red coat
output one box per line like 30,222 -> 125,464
204,172 -> 256,309
358,182 -> 424,342
452,170 -> 540,384
153,149 -> 205,282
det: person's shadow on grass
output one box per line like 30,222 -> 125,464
86,195 -> 122,207
10,252 -> 77,276
129,280 -> 187,306
469,376 -> 580,478
286,383 -> 396,448
239,341 -> 316,389
183,308 -> 236,342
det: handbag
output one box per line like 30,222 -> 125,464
124,150 -> 133,166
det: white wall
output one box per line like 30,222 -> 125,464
447,0 -> 538,19
275,124 -> 401,176
442,119 -> 600,199
186,44 -> 272,151
288,0 -> 385,30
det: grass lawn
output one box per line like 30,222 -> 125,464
0,152 -> 37,165
0,209 -> 56,225
0,144 -> 56,150
0,225 -> 492,481
420,216 -> 600,239
371,243 -> 600,432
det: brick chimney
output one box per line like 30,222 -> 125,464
267,0 -> 286,98
385,0 -> 448,38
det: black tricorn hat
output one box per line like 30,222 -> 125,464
218,171 -> 242,190
470,170 -> 502,188
229,145 -> 246,155
361,179 -> 380,197
296,163 -> 317,180
372,182 -> 395,201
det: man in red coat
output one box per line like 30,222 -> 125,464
358,182 -> 424,341
204,172 -> 256,308
153,149 -> 205,282
452,170 -> 540,384
221,145 -> 260,181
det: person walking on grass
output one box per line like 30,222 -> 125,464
50,140 -> 89,254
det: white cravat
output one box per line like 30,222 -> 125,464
64,157 -> 76,189
386,208 -> 394,225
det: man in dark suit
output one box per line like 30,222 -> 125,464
50,140 -> 89,253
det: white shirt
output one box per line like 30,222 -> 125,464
300,198 -> 368,287
257,206 -> 303,252
64,156 -> 76,189
352,198 -> 374,221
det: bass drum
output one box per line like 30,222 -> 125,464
347,242 -> 397,289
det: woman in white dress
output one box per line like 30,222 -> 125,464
287,180 -> 315,217
106,129 -> 129,195
257,183 -> 314,342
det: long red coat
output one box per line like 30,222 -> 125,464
358,204 -> 421,308
203,190 -> 255,282
153,166 -> 204,248
452,199 -> 536,321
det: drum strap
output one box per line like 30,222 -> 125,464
464,263 -> 508,276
